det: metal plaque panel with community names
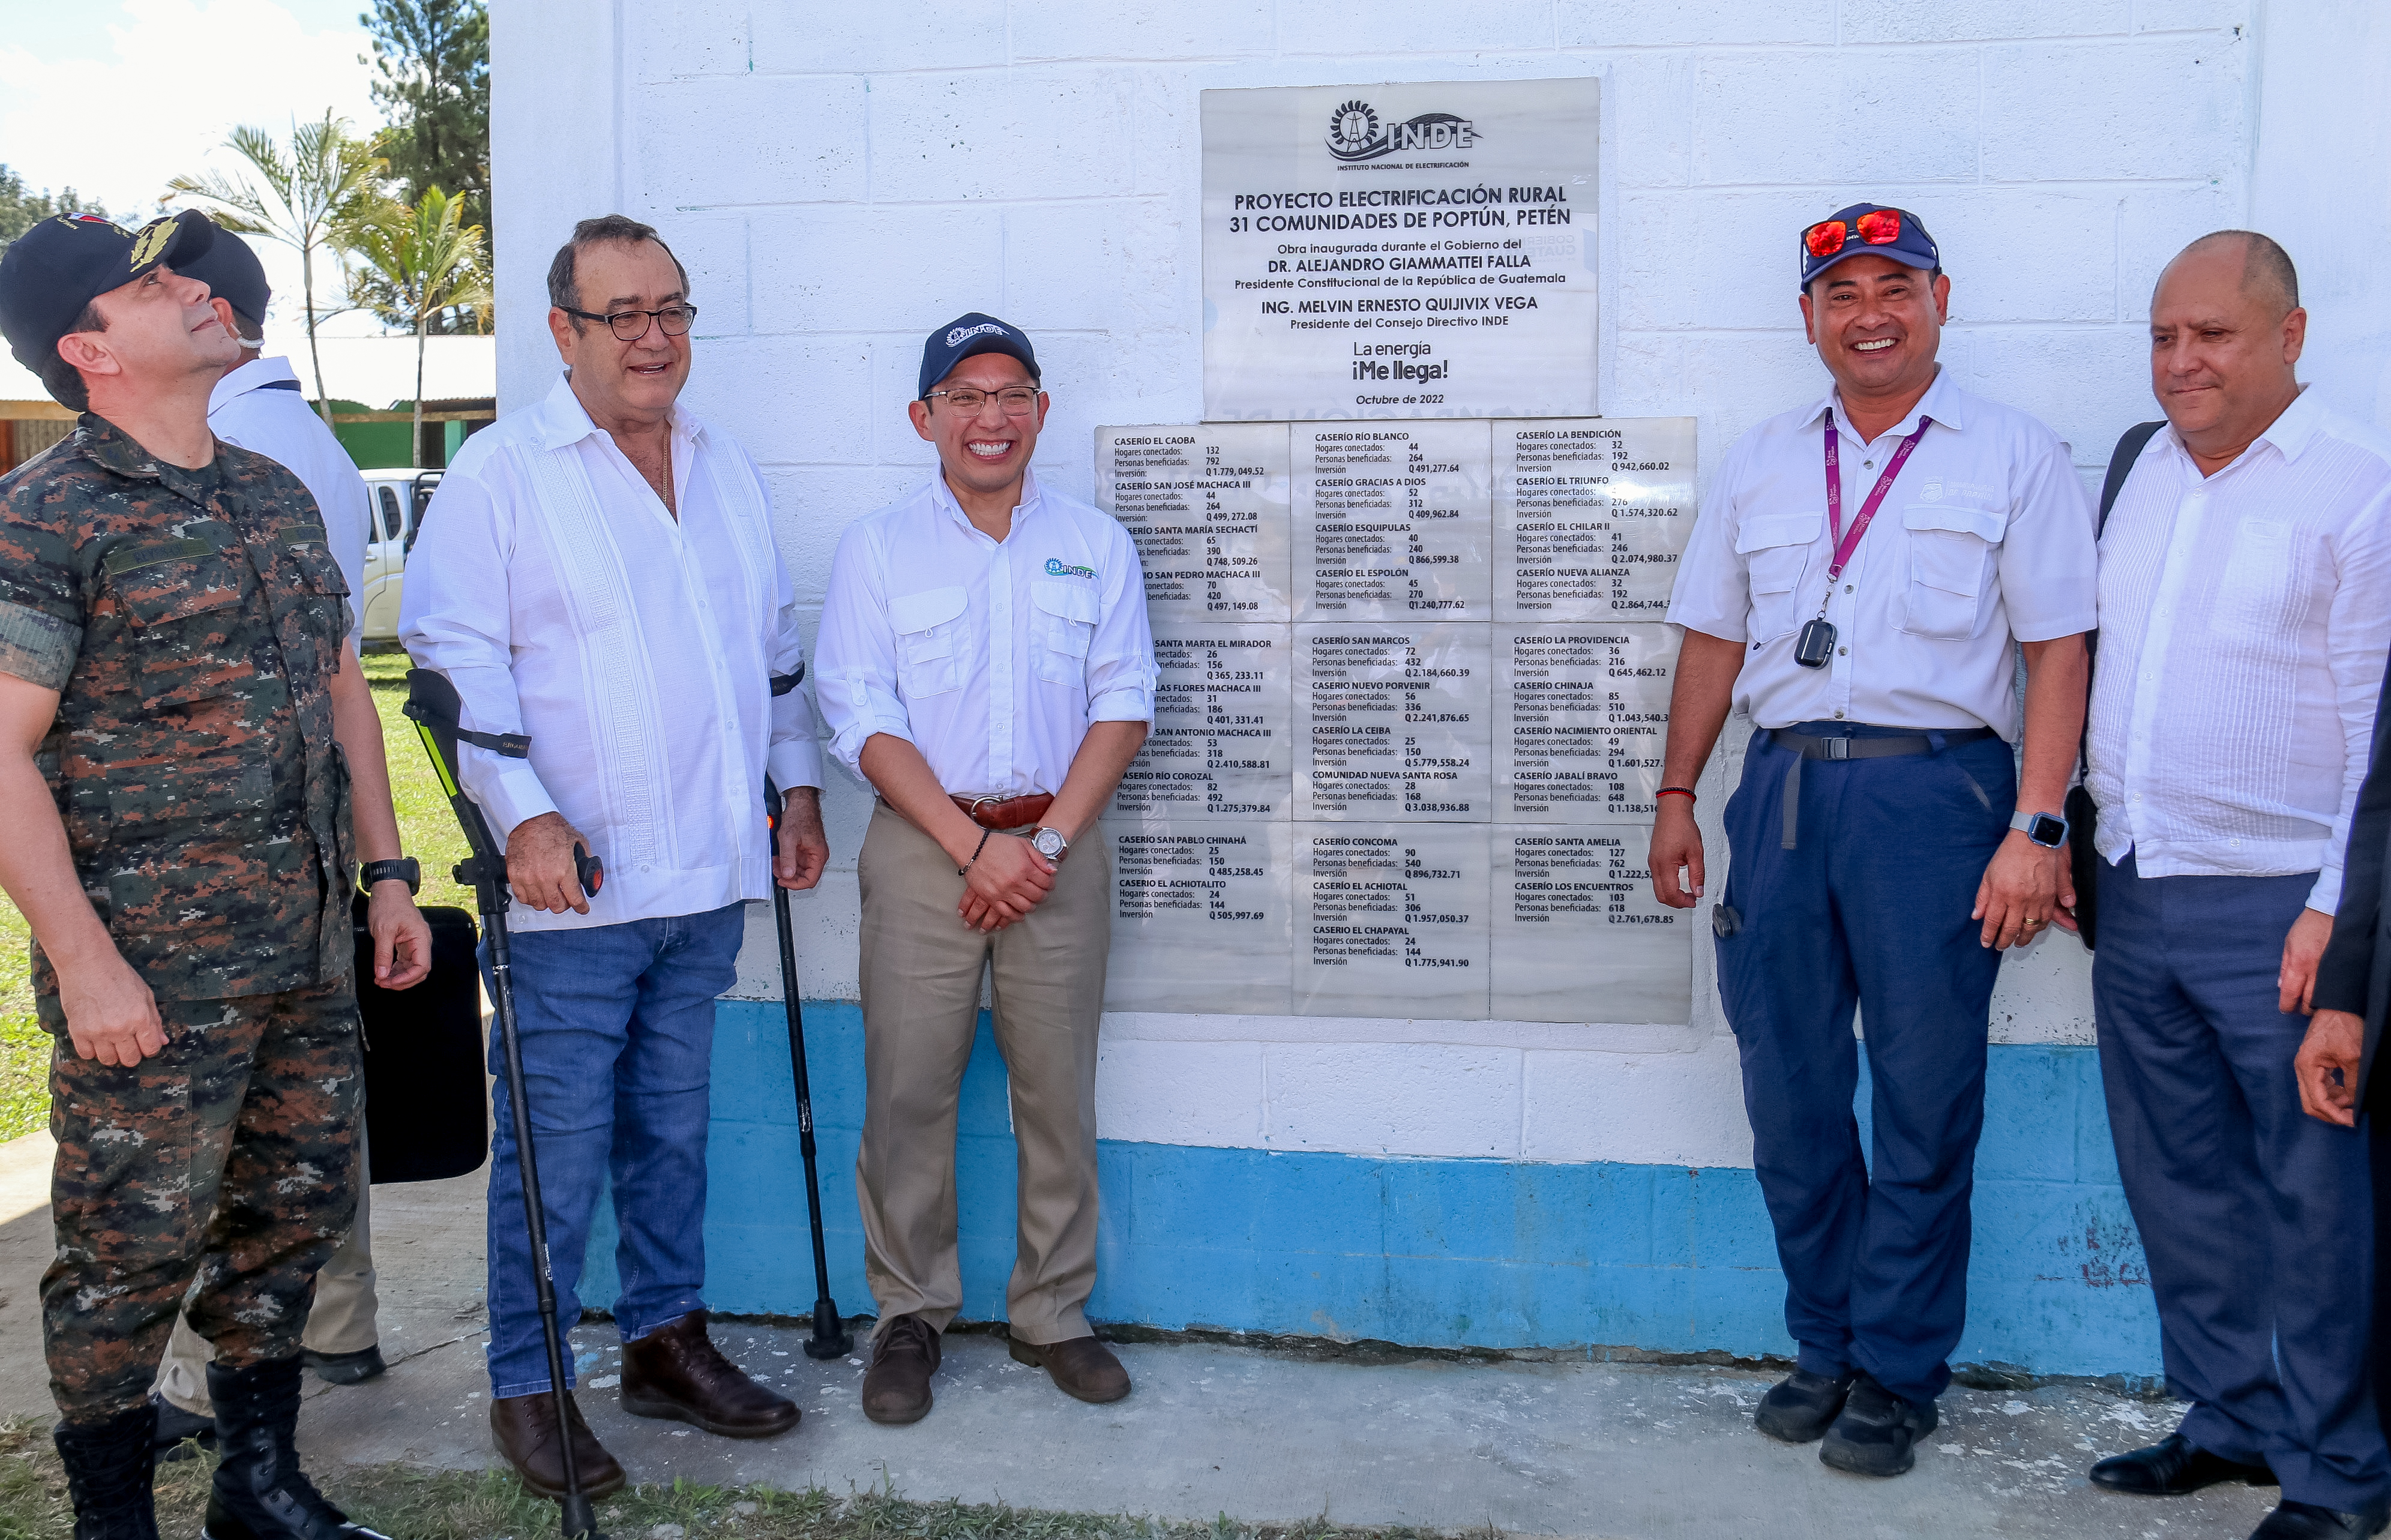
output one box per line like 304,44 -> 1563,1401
1097,416 -> 1695,1025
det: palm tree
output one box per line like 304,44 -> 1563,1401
339,187 -> 491,462
166,112 -> 382,426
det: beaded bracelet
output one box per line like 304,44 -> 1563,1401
958,827 -> 993,876
1656,786 -> 1699,804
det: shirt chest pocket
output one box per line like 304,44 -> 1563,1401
1898,504 -> 2007,642
888,585 -> 967,699
2215,518 -> 2300,636
1736,513 -> 1821,642
101,538 -> 256,711
1030,579 -> 1098,687
275,522 -> 353,646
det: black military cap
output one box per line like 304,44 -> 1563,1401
177,227 -> 269,332
0,208 -> 217,374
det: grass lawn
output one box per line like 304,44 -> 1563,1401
0,649 -> 474,1142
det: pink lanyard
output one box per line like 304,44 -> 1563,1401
1823,409 -> 1933,586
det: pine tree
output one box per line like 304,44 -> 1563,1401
359,0 -> 489,222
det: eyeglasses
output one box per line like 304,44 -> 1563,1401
1803,209 -> 1907,259
923,386 -> 1041,415
562,304 -> 698,341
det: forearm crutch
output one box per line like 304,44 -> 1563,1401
404,669 -> 606,1540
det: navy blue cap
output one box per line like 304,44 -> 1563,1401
178,228 -> 270,331
1799,203 -> 1941,292
0,208 -> 217,376
918,312 -> 1038,400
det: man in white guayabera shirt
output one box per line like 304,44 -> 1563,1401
401,215 -> 831,1499
2080,232 -> 2391,1540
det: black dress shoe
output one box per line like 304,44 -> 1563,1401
2090,1431 -> 2275,1496
1754,1368 -> 1857,1444
1818,1373 -> 1937,1478
2251,1500 -> 2391,1539
301,1345 -> 386,1386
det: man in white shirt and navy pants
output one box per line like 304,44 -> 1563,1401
2080,233 -> 2391,1540
1650,205 -> 2095,1479
814,313 -> 1153,1425
403,215 -> 829,1496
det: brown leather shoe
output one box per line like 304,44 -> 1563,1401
861,1314 -> 940,1425
1008,1334 -> 1131,1403
620,1311 -> 800,1439
490,1390 -> 627,1500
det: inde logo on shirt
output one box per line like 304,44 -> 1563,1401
1044,558 -> 1096,580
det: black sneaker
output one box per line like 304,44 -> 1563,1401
300,1345 -> 386,1386
149,1393 -> 216,1463
1818,1372 -> 1938,1478
1754,1368 -> 1857,1444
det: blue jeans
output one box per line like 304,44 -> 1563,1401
2095,853 -> 2388,1512
1714,723 -> 2014,1407
481,904 -> 743,1398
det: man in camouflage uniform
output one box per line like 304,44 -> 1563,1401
0,209 -> 430,1539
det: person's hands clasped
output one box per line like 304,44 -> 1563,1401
1648,800 -> 1706,909
59,948 -> 166,1066
957,831 -> 1054,934
2296,1006 -> 2365,1127
775,787 -> 829,892
367,883 -> 434,990
2276,907 -> 2333,1015
505,810 -> 597,915
1973,830 -> 2071,949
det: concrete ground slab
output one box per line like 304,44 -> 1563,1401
0,1129 -> 2276,1539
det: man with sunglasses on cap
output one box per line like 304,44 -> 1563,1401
0,208 -> 431,1538
145,225 -> 397,1460
403,212 -> 828,1499
1649,204 -> 2095,1478
813,313 -> 1153,1424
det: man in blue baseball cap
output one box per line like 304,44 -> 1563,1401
1649,202 -> 2095,1477
815,311 -> 1153,1424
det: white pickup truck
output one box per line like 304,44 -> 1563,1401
358,468 -> 442,645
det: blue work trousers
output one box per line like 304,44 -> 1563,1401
1715,723 -> 2012,1407
2094,853 -> 2387,1512
481,903 -> 744,1398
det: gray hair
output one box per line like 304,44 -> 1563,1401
546,214 -> 690,325
2173,230 -> 2300,316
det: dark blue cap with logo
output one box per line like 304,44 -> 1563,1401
0,208 -> 217,376
178,228 -> 270,331
918,312 -> 1039,400
1799,203 -> 1941,292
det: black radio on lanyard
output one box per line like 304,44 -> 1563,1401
1794,410 -> 1934,667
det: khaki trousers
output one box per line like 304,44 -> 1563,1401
856,802 -> 1109,1346
154,1132 -> 377,1416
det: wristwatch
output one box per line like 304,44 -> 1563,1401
360,858 -> 421,895
2009,810 -> 2069,849
1030,826 -> 1069,862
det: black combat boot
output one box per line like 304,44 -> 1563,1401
202,1356 -> 392,1540
52,1402 -> 161,1539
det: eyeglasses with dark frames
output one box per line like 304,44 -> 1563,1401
923,386 -> 1041,415
562,303 -> 699,341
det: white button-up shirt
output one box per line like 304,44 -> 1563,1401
814,468 -> 1155,796
208,355 -> 369,649
2086,388 -> 2391,913
399,374 -> 823,931
1668,370 -> 2098,738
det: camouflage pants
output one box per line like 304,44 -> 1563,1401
40,974 -> 363,1424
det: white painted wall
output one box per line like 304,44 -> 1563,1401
495,1 -> 2387,1171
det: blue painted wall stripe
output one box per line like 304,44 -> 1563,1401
577,1001 -> 2158,1377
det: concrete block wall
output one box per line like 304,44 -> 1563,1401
498,2 -> 2391,1369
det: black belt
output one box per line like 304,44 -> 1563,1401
1770,726 -> 1999,850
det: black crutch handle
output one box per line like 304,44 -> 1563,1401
574,844 -> 603,897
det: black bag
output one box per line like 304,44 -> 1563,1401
352,893 -> 488,1184
2069,419 -> 2168,951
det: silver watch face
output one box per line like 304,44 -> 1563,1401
1032,828 -> 1065,858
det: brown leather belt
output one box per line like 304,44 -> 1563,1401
952,792 -> 1054,831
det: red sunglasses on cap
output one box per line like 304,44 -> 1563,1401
1804,209 -> 1906,259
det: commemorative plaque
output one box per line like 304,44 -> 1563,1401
1202,78 -> 1602,421
1494,624 -> 1677,822
1295,823 -> 1490,1019
1495,418 -> 1697,621
1106,821 -> 1293,1015
1114,624 -> 1294,819
1096,424 -> 1293,623
1491,826 -> 1691,1023
1294,420 -> 1492,621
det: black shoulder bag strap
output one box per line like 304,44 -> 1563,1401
2068,419 -> 2166,950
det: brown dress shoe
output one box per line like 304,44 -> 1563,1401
1008,1334 -> 1131,1404
490,1390 -> 627,1500
861,1314 -> 940,1425
620,1311 -> 800,1439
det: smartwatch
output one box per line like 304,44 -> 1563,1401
360,858 -> 421,895
1030,826 -> 1069,862
2009,810 -> 2069,849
